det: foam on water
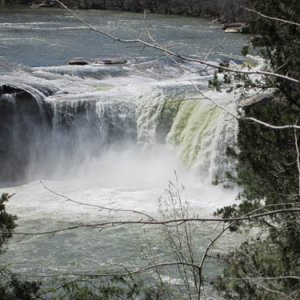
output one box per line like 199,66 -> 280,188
0,9 -> 255,296
0,59 -> 242,281
2,145 -> 237,222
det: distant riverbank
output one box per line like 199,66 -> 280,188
3,0 -> 248,23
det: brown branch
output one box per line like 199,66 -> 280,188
11,208 -> 300,236
55,0 -> 300,133
11,261 -> 200,278
186,79 -> 300,132
195,198 -> 276,299
294,128 -> 300,196
40,181 -> 158,222
197,221 -> 236,300
55,0 -> 300,85
222,276 -> 300,281
243,7 -> 300,27
243,117 -> 300,130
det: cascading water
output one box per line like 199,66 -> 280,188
0,64 -> 237,183
0,61 -> 242,299
167,92 -> 237,184
0,7 -> 250,298
0,77 -> 139,181
135,86 -> 238,184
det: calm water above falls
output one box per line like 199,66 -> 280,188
0,7 -> 247,298
0,6 -> 247,66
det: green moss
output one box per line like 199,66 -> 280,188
156,99 -> 181,143
167,100 -> 222,167
167,100 -> 197,146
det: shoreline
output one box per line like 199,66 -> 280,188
2,2 -> 248,24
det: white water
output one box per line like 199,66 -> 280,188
0,62 -> 240,292
0,8 -> 251,297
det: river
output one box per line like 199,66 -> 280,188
0,6 -> 248,299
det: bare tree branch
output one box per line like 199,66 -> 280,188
197,221 -> 236,300
171,85 -> 300,132
11,261 -> 201,278
243,117 -> 300,130
294,128 -> 300,196
243,7 -> 300,27
40,181 -> 158,222
55,0 -> 300,85
11,208 -> 300,236
222,276 -> 300,281
54,0 -> 300,134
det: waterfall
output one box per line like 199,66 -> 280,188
166,95 -> 237,184
0,82 -> 137,181
0,66 -> 238,184
136,88 -> 237,184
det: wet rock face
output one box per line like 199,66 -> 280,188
238,94 -> 274,110
0,84 -> 51,181
0,84 -> 138,182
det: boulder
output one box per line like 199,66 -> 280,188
68,58 -> 90,65
223,23 -> 249,34
224,27 -> 240,33
92,57 -> 127,65
239,94 -> 274,108
68,57 -> 127,66
0,84 -> 51,181
222,22 -> 244,29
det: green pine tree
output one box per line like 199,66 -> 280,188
215,1 -> 300,298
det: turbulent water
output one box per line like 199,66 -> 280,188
0,6 -> 248,298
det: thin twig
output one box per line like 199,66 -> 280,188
40,181 -> 157,222
11,261 -> 201,278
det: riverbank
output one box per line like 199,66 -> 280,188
4,0 -> 248,23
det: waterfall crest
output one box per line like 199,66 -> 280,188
0,65 -> 237,183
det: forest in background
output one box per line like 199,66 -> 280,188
6,0 -> 248,22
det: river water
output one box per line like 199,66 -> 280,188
0,6 -> 248,298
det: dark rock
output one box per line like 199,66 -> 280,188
69,57 -> 127,66
102,58 -> 127,65
0,84 -> 51,181
239,94 -> 274,108
92,57 -> 127,65
68,58 -> 90,65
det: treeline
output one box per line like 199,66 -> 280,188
11,0 -> 249,22
78,0 -> 248,21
